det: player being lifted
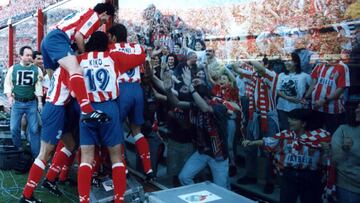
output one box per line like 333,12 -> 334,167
41,2 -> 114,122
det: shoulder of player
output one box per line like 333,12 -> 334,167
81,8 -> 96,18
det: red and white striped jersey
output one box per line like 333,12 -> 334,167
79,52 -> 119,102
78,46 -> 146,102
263,129 -> 331,171
109,43 -> 142,83
56,9 -> 101,42
311,63 -> 350,114
46,68 -> 71,106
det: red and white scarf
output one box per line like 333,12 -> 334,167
210,84 -> 245,139
248,73 -> 278,133
271,129 -> 336,201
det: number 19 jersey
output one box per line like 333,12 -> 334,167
79,52 -> 119,102
78,46 -> 146,102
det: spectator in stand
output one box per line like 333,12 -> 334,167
183,37 -> 206,66
150,54 -> 198,185
165,67 -> 230,189
205,48 -> 222,82
173,43 -> 186,63
293,48 -> 314,74
209,70 -> 243,177
234,61 -> 254,127
166,53 -> 178,72
152,55 -> 162,79
305,61 -> 350,134
332,96 -> 360,203
277,53 -> 311,130
173,52 -> 198,83
234,60 -> 279,194
160,45 -> 170,64
242,109 -> 331,203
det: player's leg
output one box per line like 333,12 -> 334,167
78,109 -> 99,203
131,124 -> 153,177
21,102 -> 64,201
108,144 -> 126,203
59,99 -> 80,184
45,100 -> 79,185
128,84 -> 153,178
44,133 -> 74,184
41,29 -> 108,122
21,141 -> 55,202
100,101 -> 126,203
78,145 -> 95,203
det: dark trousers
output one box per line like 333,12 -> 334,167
280,169 -> 322,203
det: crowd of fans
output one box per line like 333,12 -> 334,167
0,0 -> 60,26
109,2 -> 360,202
118,1 -> 359,59
125,22 -> 360,202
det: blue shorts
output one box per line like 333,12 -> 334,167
64,99 -> 80,134
41,29 -> 74,70
118,82 -> 144,125
80,100 -> 123,147
41,100 -> 79,145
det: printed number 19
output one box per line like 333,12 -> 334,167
85,68 -> 110,91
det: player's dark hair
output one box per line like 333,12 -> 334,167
32,51 -> 41,59
19,46 -> 32,56
107,23 -> 127,43
85,31 -> 109,52
93,2 -> 115,16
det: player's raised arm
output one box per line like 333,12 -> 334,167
109,43 -> 146,74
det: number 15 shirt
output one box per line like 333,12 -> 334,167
77,43 -> 146,102
4,63 -> 43,100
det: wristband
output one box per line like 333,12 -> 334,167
191,89 -> 196,95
